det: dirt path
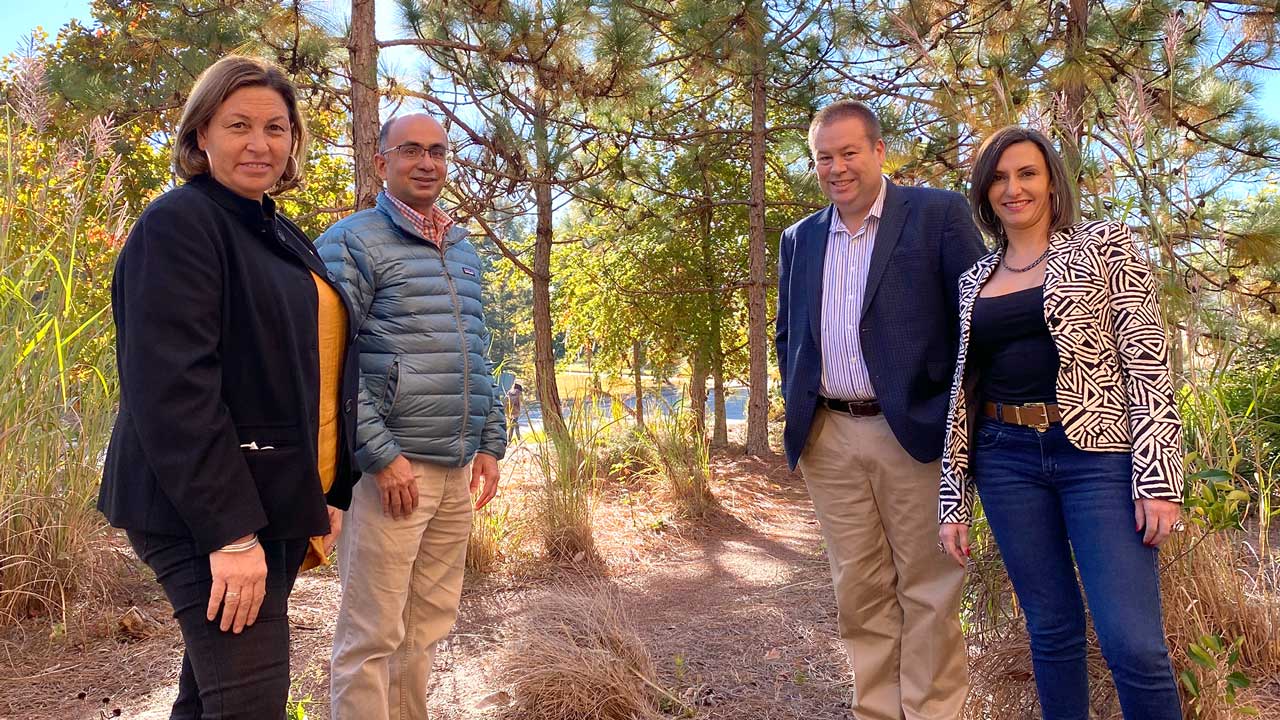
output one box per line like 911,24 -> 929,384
1,448 -> 857,720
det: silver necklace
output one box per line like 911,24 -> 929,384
1002,246 -> 1050,273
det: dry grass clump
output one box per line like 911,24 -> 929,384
497,586 -> 664,720
467,500 -> 521,575
965,638 -> 1041,719
1160,528 -> 1280,717
640,411 -> 718,521
966,625 -> 1127,719
963,521 -> 1280,719
531,408 -> 602,563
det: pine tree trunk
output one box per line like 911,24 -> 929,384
695,159 -> 714,444
712,341 -> 728,447
690,349 -> 708,439
1059,0 -> 1088,181
348,0 -> 380,211
531,110 -> 564,432
632,340 -> 645,431
744,52 -> 770,456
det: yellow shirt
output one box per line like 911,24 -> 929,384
302,272 -> 348,571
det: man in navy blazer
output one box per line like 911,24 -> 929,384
776,100 -> 986,719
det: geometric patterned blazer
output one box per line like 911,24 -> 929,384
938,220 -> 1185,526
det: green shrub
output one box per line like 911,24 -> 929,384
1,58 -> 127,623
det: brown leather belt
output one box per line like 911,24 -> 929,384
983,401 -> 1061,431
820,396 -> 882,417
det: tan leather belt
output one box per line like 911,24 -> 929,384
983,401 -> 1061,431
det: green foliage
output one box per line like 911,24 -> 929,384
1183,470 -> 1252,533
0,59 -> 124,622
285,694 -> 310,720
275,106 -> 356,238
33,0 -> 355,237
1182,350 -> 1280,556
46,1 -> 342,132
1179,634 -> 1259,718
476,225 -> 534,378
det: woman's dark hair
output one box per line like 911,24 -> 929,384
969,125 -> 1078,242
172,55 -> 308,193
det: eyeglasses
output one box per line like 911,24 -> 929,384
381,143 -> 449,163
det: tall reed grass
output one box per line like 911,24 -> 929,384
0,57 -> 127,623
635,408 -> 717,520
531,401 -> 606,562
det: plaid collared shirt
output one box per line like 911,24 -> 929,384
386,193 -> 455,248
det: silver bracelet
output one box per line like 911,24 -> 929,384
218,536 -> 259,553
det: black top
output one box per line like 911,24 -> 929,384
99,175 -> 361,553
970,285 -> 1059,404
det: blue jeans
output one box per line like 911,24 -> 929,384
971,418 -> 1182,720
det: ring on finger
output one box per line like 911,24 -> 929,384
225,591 -> 241,599
936,541 -> 947,553
1173,520 -> 1186,532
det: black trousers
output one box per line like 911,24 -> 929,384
127,531 -> 308,720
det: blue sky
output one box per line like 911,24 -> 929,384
5,1 -> 1280,123
3,0 -> 93,54
2,1 -> 419,68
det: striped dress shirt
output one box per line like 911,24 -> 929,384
819,177 -> 887,401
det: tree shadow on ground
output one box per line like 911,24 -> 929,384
430,451 -> 856,719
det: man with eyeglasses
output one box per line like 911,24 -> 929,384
316,113 -> 507,720
775,100 -> 986,719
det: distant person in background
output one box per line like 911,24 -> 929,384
938,125 -> 1184,720
99,55 -> 359,718
506,382 -> 524,441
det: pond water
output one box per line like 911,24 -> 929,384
505,384 -> 750,433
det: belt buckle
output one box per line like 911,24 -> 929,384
1023,402 -> 1050,432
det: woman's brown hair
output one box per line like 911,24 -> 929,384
969,125 -> 1078,243
172,55 -> 308,194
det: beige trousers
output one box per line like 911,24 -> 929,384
799,409 -> 967,720
330,459 -> 473,720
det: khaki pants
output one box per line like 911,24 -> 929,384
330,459 -> 473,720
799,409 -> 967,720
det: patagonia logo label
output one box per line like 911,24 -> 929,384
462,267 -> 478,277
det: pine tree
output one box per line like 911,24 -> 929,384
390,0 -> 655,431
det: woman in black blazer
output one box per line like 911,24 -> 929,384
936,126 -> 1184,720
99,55 -> 359,718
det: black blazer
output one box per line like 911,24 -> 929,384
775,181 -> 987,469
99,175 -> 361,554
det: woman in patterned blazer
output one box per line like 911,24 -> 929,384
936,126 -> 1184,720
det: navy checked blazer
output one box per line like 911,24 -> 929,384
775,181 -> 988,469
